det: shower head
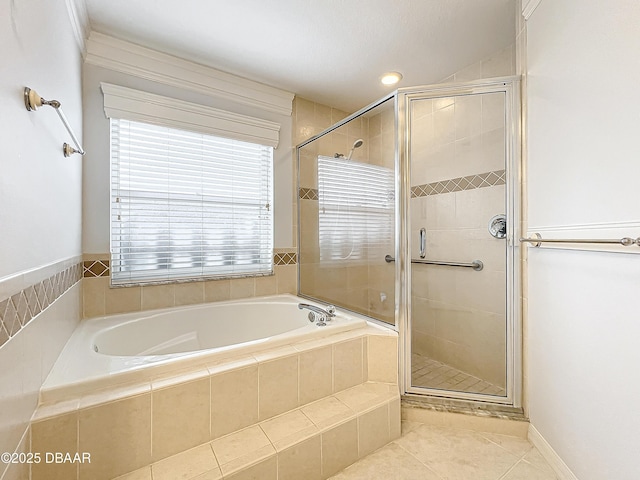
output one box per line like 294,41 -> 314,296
346,139 -> 364,160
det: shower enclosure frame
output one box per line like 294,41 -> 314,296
296,76 -> 522,408
398,77 -> 522,408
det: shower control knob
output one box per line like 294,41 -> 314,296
488,214 -> 507,239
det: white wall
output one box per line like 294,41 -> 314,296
0,1 -> 84,478
0,0 -> 83,278
526,1 -> 640,479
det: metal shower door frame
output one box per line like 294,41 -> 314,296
395,77 -> 522,407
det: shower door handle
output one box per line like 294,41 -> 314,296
419,228 -> 427,258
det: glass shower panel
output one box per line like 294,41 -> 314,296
298,98 -> 396,325
409,92 -> 507,396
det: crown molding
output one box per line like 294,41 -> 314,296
86,32 -> 294,117
522,0 -> 543,20
100,83 -> 281,148
64,0 -> 89,54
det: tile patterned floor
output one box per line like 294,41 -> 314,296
411,353 -> 506,396
329,421 -> 559,480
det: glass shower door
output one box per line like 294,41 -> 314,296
297,98 -> 396,326
406,88 -> 512,400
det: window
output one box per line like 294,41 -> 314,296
317,156 -> 394,262
110,119 -> 273,285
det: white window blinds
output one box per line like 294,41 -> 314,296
317,156 -> 394,262
110,119 -> 273,285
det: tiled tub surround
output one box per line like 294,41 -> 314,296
30,321 -> 399,480
40,294 -> 367,402
82,250 -> 297,319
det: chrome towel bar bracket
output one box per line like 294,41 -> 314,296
520,233 -> 640,248
24,87 -> 85,157
385,255 -> 483,271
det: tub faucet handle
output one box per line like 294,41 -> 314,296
326,305 -> 336,316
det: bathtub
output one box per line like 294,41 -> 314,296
41,294 -> 369,403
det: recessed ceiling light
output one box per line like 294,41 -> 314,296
380,71 -> 403,86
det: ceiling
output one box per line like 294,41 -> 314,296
84,0 -> 517,113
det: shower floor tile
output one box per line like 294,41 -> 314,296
411,353 -> 506,396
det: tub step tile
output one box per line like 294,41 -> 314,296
259,409 -> 319,451
300,396 -> 354,432
334,382 -> 398,414
151,444 -> 221,480
108,383 -> 400,480
210,425 -> 276,477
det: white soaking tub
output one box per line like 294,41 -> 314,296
41,294 -> 368,403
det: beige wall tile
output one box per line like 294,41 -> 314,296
357,404 -> 390,458
321,419 -> 358,478
141,284 -> 174,311
78,394 -> 151,480
230,277 -> 255,299
367,336 -> 398,384
83,277 -> 107,318
277,434 -> 322,480
31,413 -> 78,480
276,265 -> 297,294
254,274 -> 277,297
105,285 -> 141,315
152,378 -> 210,461
258,355 -> 298,420
174,282 -> 205,306
298,345 -> 332,405
211,365 -> 259,439
204,279 -> 230,303
333,338 -> 364,393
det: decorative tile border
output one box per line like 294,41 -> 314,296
83,260 -> 110,277
0,263 -> 82,348
274,252 -> 297,266
298,187 -> 318,200
83,252 -> 298,280
411,169 -> 506,198
301,170 -> 504,201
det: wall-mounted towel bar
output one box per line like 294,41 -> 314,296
384,255 -> 483,271
24,87 -> 85,157
520,233 -> 640,248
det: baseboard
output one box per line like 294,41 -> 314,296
527,424 -> 579,480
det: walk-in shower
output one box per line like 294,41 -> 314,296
297,77 -> 521,408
